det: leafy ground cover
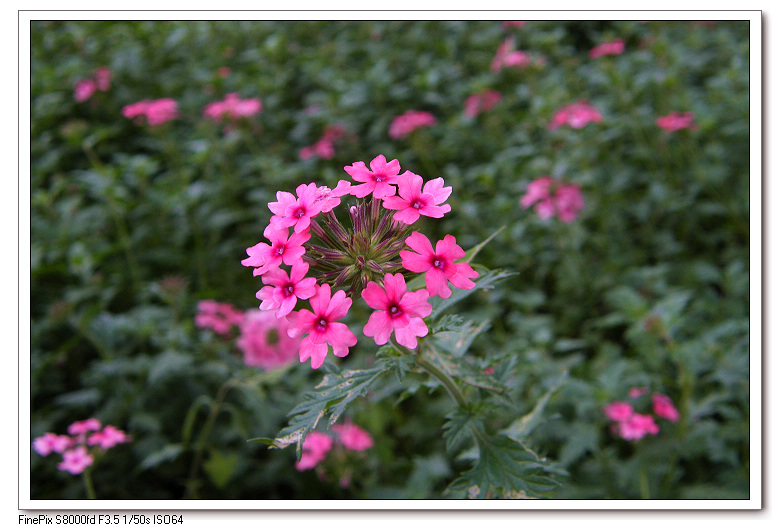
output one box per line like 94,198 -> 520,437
29,19 -> 750,500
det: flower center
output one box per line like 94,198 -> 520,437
373,173 -> 386,183
432,258 -> 443,269
388,305 -> 402,318
285,284 -> 295,295
294,207 -> 306,218
276,246 -> 285,256
316,318 -> 328,331
411,199 -> 424,209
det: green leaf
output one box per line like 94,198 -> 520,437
462,225 -> 506,264
501,367 -> 569,440
138,443 -> 184,471
443,407 -> 483,453
202,450 -> 240,489
430,267 -> 514,320
433,318 -> 490,358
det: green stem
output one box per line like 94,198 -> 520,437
391,338 -> 468,408
82,468 -> 96,500
639,464 -> 651,499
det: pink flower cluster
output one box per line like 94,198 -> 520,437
242,154 -> 478,369
299,125 -> 346,160
520,176 -> 585,222
195,300 -> 246,335
122,98 -> 179,126
203,92 -> 262,123
32,419 -> 130,475
656,112 -> 696,133
464,89 -> 502,118
388,111 -> 437,139
295,421 -> 374,471
74,66 -> 112,102
491,38 -> 535,73
604,390 -> 680,441
548,101 -> 603,131
589,38 -> 625,59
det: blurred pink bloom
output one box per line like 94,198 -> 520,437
332,421 -> 374,452
268,182 -> 325,234
299,125 -> 346,160
388,110 -> 436,139
521,177 -> 585,222
548,101 -> 603,131
629,387 -> 650,399
257,261 -> 318,318
652,393 -> 680,422
203,92 -> 262,123
217,66 -> 231,78
74,79 -> 97,102
122,99 -> 179,126
237,309 -> 301,370
286,284 -> 357,369
94,66 -> 112,91
617,413 -> 660,441
295,432 -> 333,471
362,273 -> 432,349
241,223 -> 311,276
68,418 -> 102,436
604,401 -> 634,422
344,154 -> 402,199
57,446 -> 94,475
464,89 -> 502,118
656,112 -> 696,133
400,232 -> 478,299
589,38 -> 625,59
87,425 -> 131,450
502,21 -> 527,28
32,433 -> 71,456
195,300 -> 246,335
491,38 -> 533,72
382,172 -> 452,225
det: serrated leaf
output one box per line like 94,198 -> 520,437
433,318 -> 490,358
426,347 -> 510,398
443,407 -> 483,453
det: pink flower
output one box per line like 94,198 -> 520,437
195,300 -> 246,335
388,110 -> 437,139
57,446 -> 94,475
589,38 -> 625,59
203,93 -> 262,123
548,101 -> 603,131
87,425 -> 131,450
295,432 -> 333,471
32,433 -> 71,456
617,413 -> 660,441
502,21 -> 527,28
241,224 -> 311,276
68,418 -> 102,436
94,67 -> 112,92
520,177 -> 584,223
652,393 -> 680,422
332,421 -> 374,452
313,180 -> 353,213
122,99 -> 178,126
344,155 -> 402,199
491,39 -> 533,72
382,172 -> 452,225
257,261 -> 318,317
464,89 -> 502,118
268,182 -> 325,233
362,273 -> 432,349
300,126 -> 345,160
237,309 -> 301,370
286,284 -> 358,369
74,79 -> 97,102
604,401 -> 634,422
656,112 -> 696,133
400,232 -> 478,298
629,387 -> 650,399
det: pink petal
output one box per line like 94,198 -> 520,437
361,281 -> 389,310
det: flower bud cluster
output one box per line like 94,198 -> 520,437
242,155 -> 479,369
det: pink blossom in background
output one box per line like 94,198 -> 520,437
656,112 -> 696,133
74,79 -> 97,102
122,98 -> 179,126
400,232 -> 478,299
362,273 -> 432,349
286,284 -> 358,369
237,309 -> 301,370
603,401 -> 634,422
652,393 -> 680,422
388,110 -> 437,139
629,387 -> 650,399
32,433 -> 71,456
502,21 -> 527,28
344,154 -> 403,199
464,89 -> 502,118
491,38 -> 535,73
332,421 -> 374,452
217,66 -> 231,78
94,66 -> 112,91
617,413 -> 660,441
589,38 -> 625,59
195,300 -> 246,335
295,432 -> 334,471
203,92 -> 262,123
241,223 -> 311,276
268,182 -> 326,234
520,177 -> 585,223
300,125 -> 346,161
87,425 -> 131,450
57,446 -> 94,475
548,101 -> 603,131
382,172 -> 452,225
257,261 -> 318,318
68,418 -> 102,436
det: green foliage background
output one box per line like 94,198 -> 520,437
30,20 -> 750,500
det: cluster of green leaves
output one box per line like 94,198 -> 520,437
30,20 -> 749,500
